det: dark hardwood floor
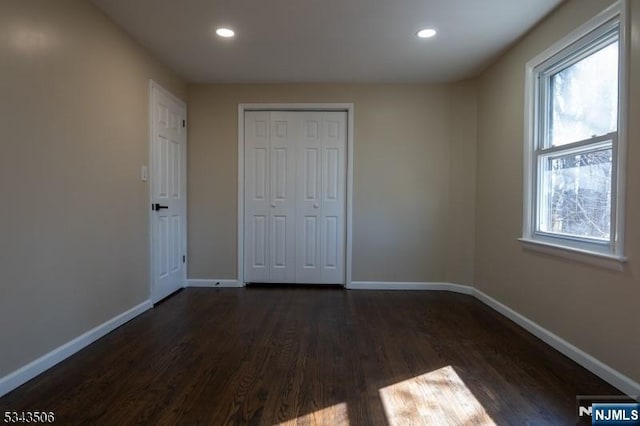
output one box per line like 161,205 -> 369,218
0,288 -> 621,425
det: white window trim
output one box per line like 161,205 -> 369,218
522,0 -> 628,268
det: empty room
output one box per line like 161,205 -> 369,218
1,0 -> 638,424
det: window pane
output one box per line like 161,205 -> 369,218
539,146 -> 612,240
549,41 -> 618,147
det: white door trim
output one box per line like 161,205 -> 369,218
238,103 -> 354,287
149,80 -> 188,303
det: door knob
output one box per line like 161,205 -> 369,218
153,203 -> 169,211
314,204 -> 320,209
271,203 -> 276,208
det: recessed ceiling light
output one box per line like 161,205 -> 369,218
216,28 -> 235,38
417,28 -> 437,39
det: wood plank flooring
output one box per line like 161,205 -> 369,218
0,287 -> 621,425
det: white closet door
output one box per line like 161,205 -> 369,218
268,112 -> 297,283
320,112 -> 346,284
244,110 -> 346,284
244,112 -> 271,283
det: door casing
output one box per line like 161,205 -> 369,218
237,103 -> 354,287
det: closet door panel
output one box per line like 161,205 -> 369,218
320,112 -> 346,284
269,112 -> 297,283
244,112 -> 271,282
295,112 -> 323,283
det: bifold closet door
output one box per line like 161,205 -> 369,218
244,110 -> 346,284
268,112 -> 297,282
244,111 -> 271,283
317,111 -> 346,284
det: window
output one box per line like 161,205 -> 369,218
523,2 -> 627,261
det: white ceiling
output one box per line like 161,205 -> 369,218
91,0 -> 562,83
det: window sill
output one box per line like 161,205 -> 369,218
517,238 -> 627,271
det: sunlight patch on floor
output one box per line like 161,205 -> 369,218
379,365 -> 496,425
277,402 -> 349,426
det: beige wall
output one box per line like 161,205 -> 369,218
475,0 -> 639,383
188,84 -> 477,284
446,81 -> 477,285
0,0 -> 186,377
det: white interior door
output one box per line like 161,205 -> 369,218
244,110 -> 346,284
150,83 -> 187,303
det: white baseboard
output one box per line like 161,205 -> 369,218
187,279 -> 245,288
472,288 -> 640,398
348,281 -> 474,294
0,300 -> 152,398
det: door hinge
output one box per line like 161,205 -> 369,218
183,255 -> 186,263
182,119 -> 186,128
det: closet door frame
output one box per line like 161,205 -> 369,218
238,103 -> 354,287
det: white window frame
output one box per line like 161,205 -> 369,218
521,0 -> 628,270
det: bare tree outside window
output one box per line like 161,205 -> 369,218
542,148 -> 612,240
549,42 -> 618,147
536,35 -> 618,242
